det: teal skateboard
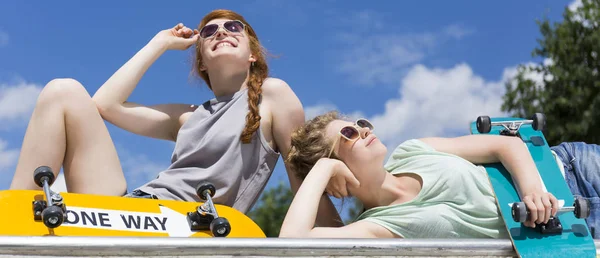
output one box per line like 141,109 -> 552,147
470,113 -> 596,258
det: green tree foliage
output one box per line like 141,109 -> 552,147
247,181 -> 293,237
502,0 -> 600,145
344,197 -> 364,224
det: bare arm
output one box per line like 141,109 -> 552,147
265,79 -> 344,227
92,24 -> 199,141
279,159 -> 394,238
419,135 -> 542,195
419,134 -> 559,227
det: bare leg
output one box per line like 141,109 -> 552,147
10,78 -> 126,195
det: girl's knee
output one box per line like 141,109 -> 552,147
38,78 -> 92,106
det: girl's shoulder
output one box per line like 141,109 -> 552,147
261,77 -> 292,94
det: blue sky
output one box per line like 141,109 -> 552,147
0,0 -> 578,216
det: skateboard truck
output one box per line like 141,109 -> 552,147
476,113 -> 546,137
31,166 -> 67,229
186,182 -> 231,237
511,196 -> 591,234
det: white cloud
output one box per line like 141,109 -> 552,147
0,78 -> 166,192
444,24 -> 475,40
0,30 -> 8,47
303,63 -> 538,158
0,80 -> 43,125
0,78 -> 42,184
501,59 -> 552,106
0,138 -> 19,172
305,103 -> 337,120
568,0 -> 597,27
367,63 -> 509,150
569,0 -> 583,12
331,11 -> 474,87
304,103 -> 366,120
543,58 -> 554,67
335,33 -> 430,86
305,103 -> 366,123
306,64 -> 537,149
569,0 -> 585,24
116,145 -> 169,189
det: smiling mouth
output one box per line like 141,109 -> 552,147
213,41 -> 236,51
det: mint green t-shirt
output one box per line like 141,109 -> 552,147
356,139 -> 508,239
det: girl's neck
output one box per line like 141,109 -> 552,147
360,170 -> 419,210
207,68 -> 250,97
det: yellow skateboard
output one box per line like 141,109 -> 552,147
0,166 -> 265,238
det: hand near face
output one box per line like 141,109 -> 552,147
314,158 -> 360,199
152,23 -> 200,51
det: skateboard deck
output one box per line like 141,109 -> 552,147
470,115 -> 596,258
0,189 -> 265,238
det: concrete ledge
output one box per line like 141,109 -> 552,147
0,236 -> 542,257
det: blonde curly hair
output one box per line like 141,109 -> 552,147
286,111 -> 344,180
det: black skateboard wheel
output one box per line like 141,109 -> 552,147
42,205 -> 64,228
476,116 -> 491,134
511,202 -> 527,222
33,166 -> 55,188
196,182 -> 216,201
532,113 -> 546,131
574,197 -> 591,219
210,217 -> 231,237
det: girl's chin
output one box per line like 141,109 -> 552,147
206,54 -> 247,66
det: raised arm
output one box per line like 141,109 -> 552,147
265,79 -> 345,227
279,158 -> 393,238
92,24 -> 199,142
419,134 -> 559,227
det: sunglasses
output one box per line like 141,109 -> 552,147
199,20 -> 245,39
327,119 -> 374,158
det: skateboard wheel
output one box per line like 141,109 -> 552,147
33,166 -> 55,187
42,205 -> 64,228
476,116 -> 491,134
511,202 -> 527,222
196,182 -> 216,201
210,217 -> 231,237
532,113 -> 546,131
574,197 -> 591,219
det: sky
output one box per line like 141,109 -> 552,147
0,0 -> 581,217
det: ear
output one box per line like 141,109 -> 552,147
200,64 -> 207,71
249,54 -> 257,63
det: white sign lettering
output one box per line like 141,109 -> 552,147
63,205 -> 194,237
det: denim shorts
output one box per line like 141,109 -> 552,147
551,142 -> 600,238
123,189 -> 156,199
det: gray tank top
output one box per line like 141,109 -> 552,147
137,88 -> 280,213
